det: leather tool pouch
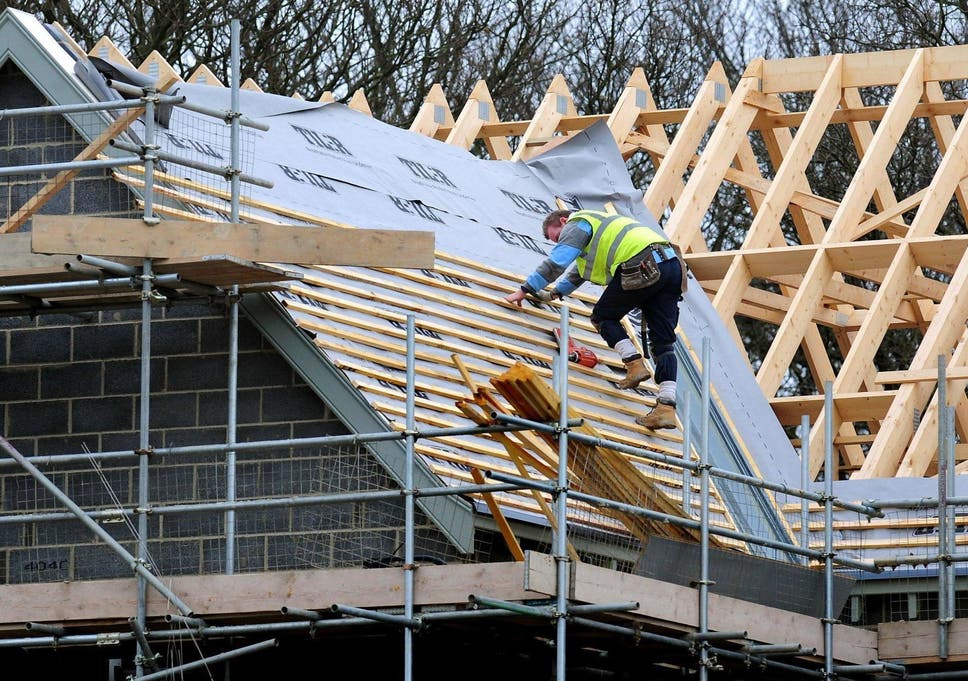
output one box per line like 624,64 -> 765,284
620,250 -> 660,291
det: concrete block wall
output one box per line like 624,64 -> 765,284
0,304 -> 461,584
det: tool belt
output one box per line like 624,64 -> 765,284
619,243 -> 681,291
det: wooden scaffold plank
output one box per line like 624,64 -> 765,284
30,216 -> 436,268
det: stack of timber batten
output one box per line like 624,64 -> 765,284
491,362 -> 729,548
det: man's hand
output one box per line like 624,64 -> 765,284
505,289 -> 528,307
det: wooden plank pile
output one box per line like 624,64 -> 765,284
490,361 -> 727,547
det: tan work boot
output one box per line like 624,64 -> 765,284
616,357 -> 650,389
636,402 -> 678,430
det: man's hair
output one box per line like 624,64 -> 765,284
542,209 -> 573,238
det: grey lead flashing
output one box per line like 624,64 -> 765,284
675,343 -> 796,558
240,291 -> 476,554
0,10 -> 87,105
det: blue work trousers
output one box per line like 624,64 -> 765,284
591,257 -> 682,384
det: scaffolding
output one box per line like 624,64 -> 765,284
5,20 -> 968,681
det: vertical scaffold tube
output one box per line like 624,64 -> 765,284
555,305 -> 571,679
225,287 -> 239,575
135,257 -> 153,678
136,81 -> 159,674
142,77 -> 156,221
800,414 -> 811,566
226,31 -> 244,677
698,338 -> 712,681
229,18 -> 242,221
937,356 -> 950,659
225,17 -> 242,577
823,382 -> 834,681
682,398 -> 692,517
404,315 -> 417,681
946,401 -> 956,652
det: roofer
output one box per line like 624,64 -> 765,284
504,208 -> 686,430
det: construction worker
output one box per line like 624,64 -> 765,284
504,208 -> 685,430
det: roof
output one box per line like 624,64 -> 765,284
1,8 -> 794,557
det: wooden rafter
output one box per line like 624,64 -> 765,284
88,36 -> 136,69
663,60 -> 766,251
409,83 -> 455,140
187,64 -> 223,86
445,80 -> 512,160
137,50 -> 182,85
347,88 -> 372,116
512,74 -> 577,161
642,62 -> 726,231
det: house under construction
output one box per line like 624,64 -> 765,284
3,6 -> 968,679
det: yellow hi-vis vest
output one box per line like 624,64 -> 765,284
571,210 -> 668,285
